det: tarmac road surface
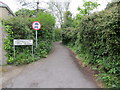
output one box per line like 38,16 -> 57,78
3,42 -> 99,88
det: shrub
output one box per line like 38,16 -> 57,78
53,28 -> 62,41
3,11 -> 55,65
62,27 -> 79,45
62,2 -> 120,88
77,6 -> 120,87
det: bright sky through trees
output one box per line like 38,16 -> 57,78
0,0 -> 111,15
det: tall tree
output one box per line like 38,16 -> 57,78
15,8 -> 36,17
62,11 -> 73,28
16,0 -> 43,10
111,0 -> 120,2
16,0 -> 71,28
46,0 -> 71,28
77,0 -> 100,16
106,0 -> 120,9
74,0 -> 100,27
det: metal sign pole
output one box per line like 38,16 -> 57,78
32,21 -> 41,48
14,45 -> 15,59
32,45 -> 33,57
36,30 -> 38,48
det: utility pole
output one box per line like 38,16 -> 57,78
36,0 -> 39,13
36,0 -> 39,48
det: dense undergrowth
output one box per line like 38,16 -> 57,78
62,2 -> 120,88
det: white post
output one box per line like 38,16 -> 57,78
32,45 -> 34,57
36,30 -> 38,48
14,45 -> 15,58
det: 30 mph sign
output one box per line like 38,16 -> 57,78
32,21 -> 42,30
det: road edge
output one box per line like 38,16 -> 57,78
60,43 -> 104,88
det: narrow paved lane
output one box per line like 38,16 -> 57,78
3,42 -> 98,88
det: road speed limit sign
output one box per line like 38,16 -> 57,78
32,21 -> 42,30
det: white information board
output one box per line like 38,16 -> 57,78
13,39 -> 34,58
14,39 -> 33,45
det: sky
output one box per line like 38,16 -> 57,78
0,0 -> 112,16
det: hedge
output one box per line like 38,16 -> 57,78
62,27 -> 79,45
62,3 -> 120,88
53,28 -> 62,41
3,11 -> 55,65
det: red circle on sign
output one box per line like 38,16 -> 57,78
32,21 -> 42,30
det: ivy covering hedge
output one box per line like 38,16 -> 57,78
3,11 -> 55,65
53,28 -> 62,41
62,27 -> 79,45
62,3 -> 120,88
